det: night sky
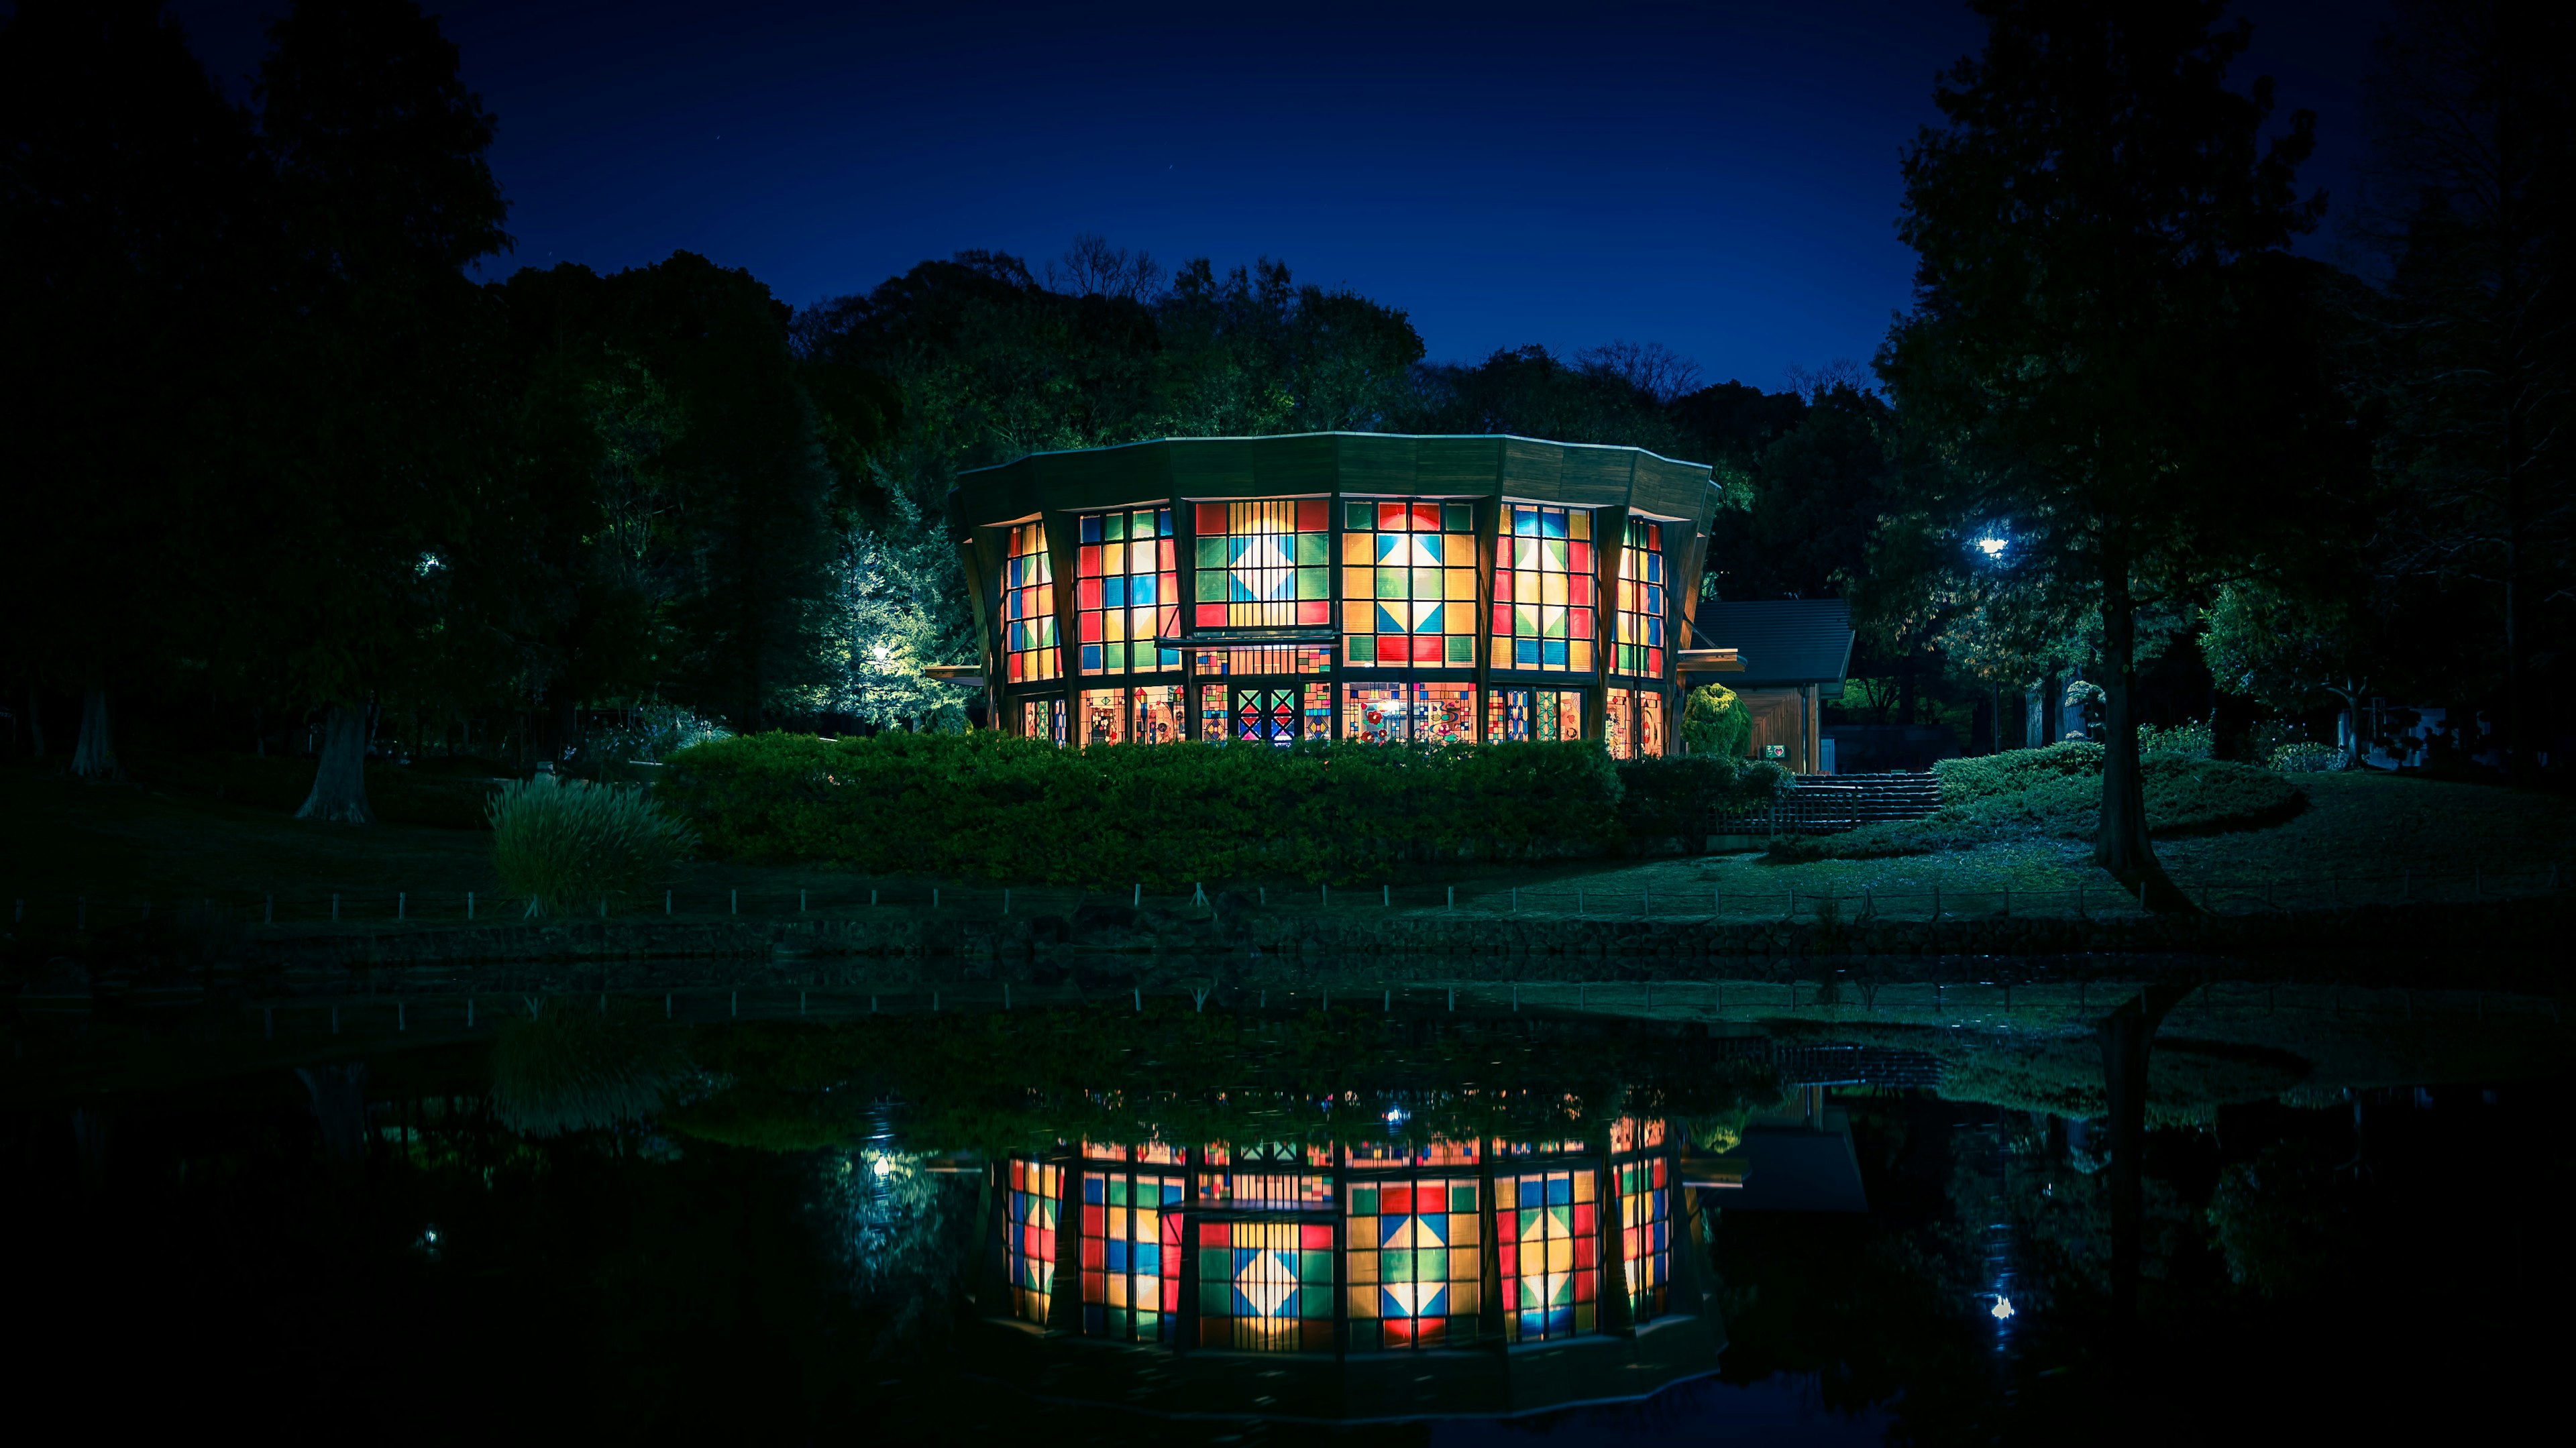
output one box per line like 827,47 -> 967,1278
165,0 -> 2390,392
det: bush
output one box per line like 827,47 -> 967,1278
1680,683 -> 1752,759
1613,754 -> 1786,842
1773,743 -> 2305,860
2269,741 -> 2347,773
487,773 -> 698,915
659,732 -> 1625,886
2139,720 -> 2214,760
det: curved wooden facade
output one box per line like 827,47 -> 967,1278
948,433 -> 1721,753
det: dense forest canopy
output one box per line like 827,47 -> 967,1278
2,0 -> 2565,813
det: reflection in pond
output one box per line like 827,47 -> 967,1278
3,974 -> 2564,1441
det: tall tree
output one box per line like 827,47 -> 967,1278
2357,0 -> 2574,783
228,0 -> 511,821
1877,0 -> 2350,893
0,0 -> 266,777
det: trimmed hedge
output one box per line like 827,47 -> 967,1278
659,731 -> 1649,886
1772,743 -> 2306,860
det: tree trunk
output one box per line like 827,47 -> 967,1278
2098,982 -> 2191,1330
71,689 -> 117,779
296,704 -> 374,824
2092,565 -> 2167,895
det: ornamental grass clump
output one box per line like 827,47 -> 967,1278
486,773 -> 696,916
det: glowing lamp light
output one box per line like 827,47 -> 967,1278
1976,537 -> 2008,557
869,1154 -> 895,1178
1383,1105 -> 1409,1127
1989,1296 -> 2016,1321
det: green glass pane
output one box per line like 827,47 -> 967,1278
1419,1248 -> 1448,1280
1348,636 -> 1376,663
1105,643 -> 1128,671
1197,571 -> 1228,603
1199,1282 -> 1231,1315
1451,1186 -> 1477,1212
1385,1249 -> 1415,1281
1345,502 -> 1373,531
1134,510 -> 1155,537
1375,568 -> 1405,600
1103,512 -> 1126,542
1196,537 -> 1228,569
1302,1291 -> 1332,1319
1109,1177 -> 1128,1206
1201,1248 -> 1232,1276
1300,1250 -> 1332,1282
1443,502 -> 1473,532
1446,636 -> 1473,663
1297,567 -> 1327,600
1295,532 -> 1328,566
1352,1188 -> 1378,1214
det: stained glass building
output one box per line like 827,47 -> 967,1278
949,434 -> 1722,758
985,1121 -> 1699,1374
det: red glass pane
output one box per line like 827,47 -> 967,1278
1491,605 -> 1511,636
1297,499 -> 1327,532
1297,600 -> 1329,626
1158,540 -> 1176,570
1079,613 -> 1102,642
1568,576 -> 1592,607
1381,1185 -> 1413,1215
1196,604 -> 1226,626
1196,503 -> 1227,535
1409,502 -> 1439,531
1201,1222 -> 1228,1246
1572,608 -> 1593,637
1081,1237 -> 1105,1268
1377,502 -> 1406,531
1377,634 -> 1405,660
1075,577 -> 1102,610
1648,649 -> 1664,675
1411,636 -> 1445,663
1646,522 -> 1662,549
1301,1223 -> 1334,1250
1007,655 -> 1024,683
1568,541 -> 1591,573
1078,546 -> 1101,577
1572,1203 -> 1594,1235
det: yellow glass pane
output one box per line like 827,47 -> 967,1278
1108,1274 -> 1128,1306
1343,600 -> 1377,634
1348,1285 -> 1379,1319
1545,1238 -> 1573,1272
1450,1281 -> 1481,1313
1569,511 -> 1591,540
1342,565 -> 1371,598
1574,1172 -> 1595,1203
1444,568 -> 1475,602
1446,533 -> 1475,564
1495,1178 -> 1517,1209
1541,573 -> 1566,606
1449,1212 -> 1480,1245
1350,1250 -> 1380,1284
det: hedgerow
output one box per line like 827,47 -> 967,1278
1771,743 -> 2306,860
658,731 -> 1690,886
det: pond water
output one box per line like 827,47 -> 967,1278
3,967 -> 2562,1444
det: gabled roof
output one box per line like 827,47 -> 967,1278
1690,600 -> 1855,686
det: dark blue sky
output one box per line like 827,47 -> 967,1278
166,0 -> 2390,392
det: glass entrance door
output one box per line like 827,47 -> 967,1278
1235,686 -> 1298,746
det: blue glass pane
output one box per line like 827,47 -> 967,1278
1080,644 -> 1104,673
1515,639 -> 1541,667
1157,508 -> 1174,537
1080,515 -> 1103,543
1542,640 -> 1567,667
1542,510 -> 1567,539
1084,1176 -> 1105,1203
1132,574 -> 1156,606
1104,577 -> 1128,608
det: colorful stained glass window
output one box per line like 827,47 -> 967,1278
1197,1219 -> 1337,1351
1346,1137 -> 1481,1170
1079,688 -> 1127,747
1491,505 -> 1595,673
1004,1157 -> 1062,1327
1199,683 -> 1228,743
1614,518 -> 1666,678
1198,1142 -> 1334,1210
1134,684 -> 1184,744
1341,500 -> 1477,667
1075,509 -> 1177,675
1616,1153 -> 1671,1323
1340,683 -> 1477,744
1606,689 -> 1633,760
1497,1167 -> 1599,1343
1020,697 -> 1065,746
1191,646 -> 1332,676
1195,500 -> 1330,630
1640,689 -> 1666,758
1487,687 -> 1584,742
1234,686 -> 1301,746
1002,522 -> 1060,683
1342,684 -> 1409,744
1346,1178 -> 1483,1349
1079,1170 -> 1184,1342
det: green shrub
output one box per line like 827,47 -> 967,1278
487,773 -> 698,915
1680,683 -> 1752,759
2139,720 -> 2214,760
1774,744 -> 2304,860
2269,741 -> 2347,773
490,1001 -> 692,1137
1613,754 -> 1786,841
659,732 -> 1624,886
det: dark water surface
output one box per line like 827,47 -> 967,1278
5,964 -> 2563,1445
